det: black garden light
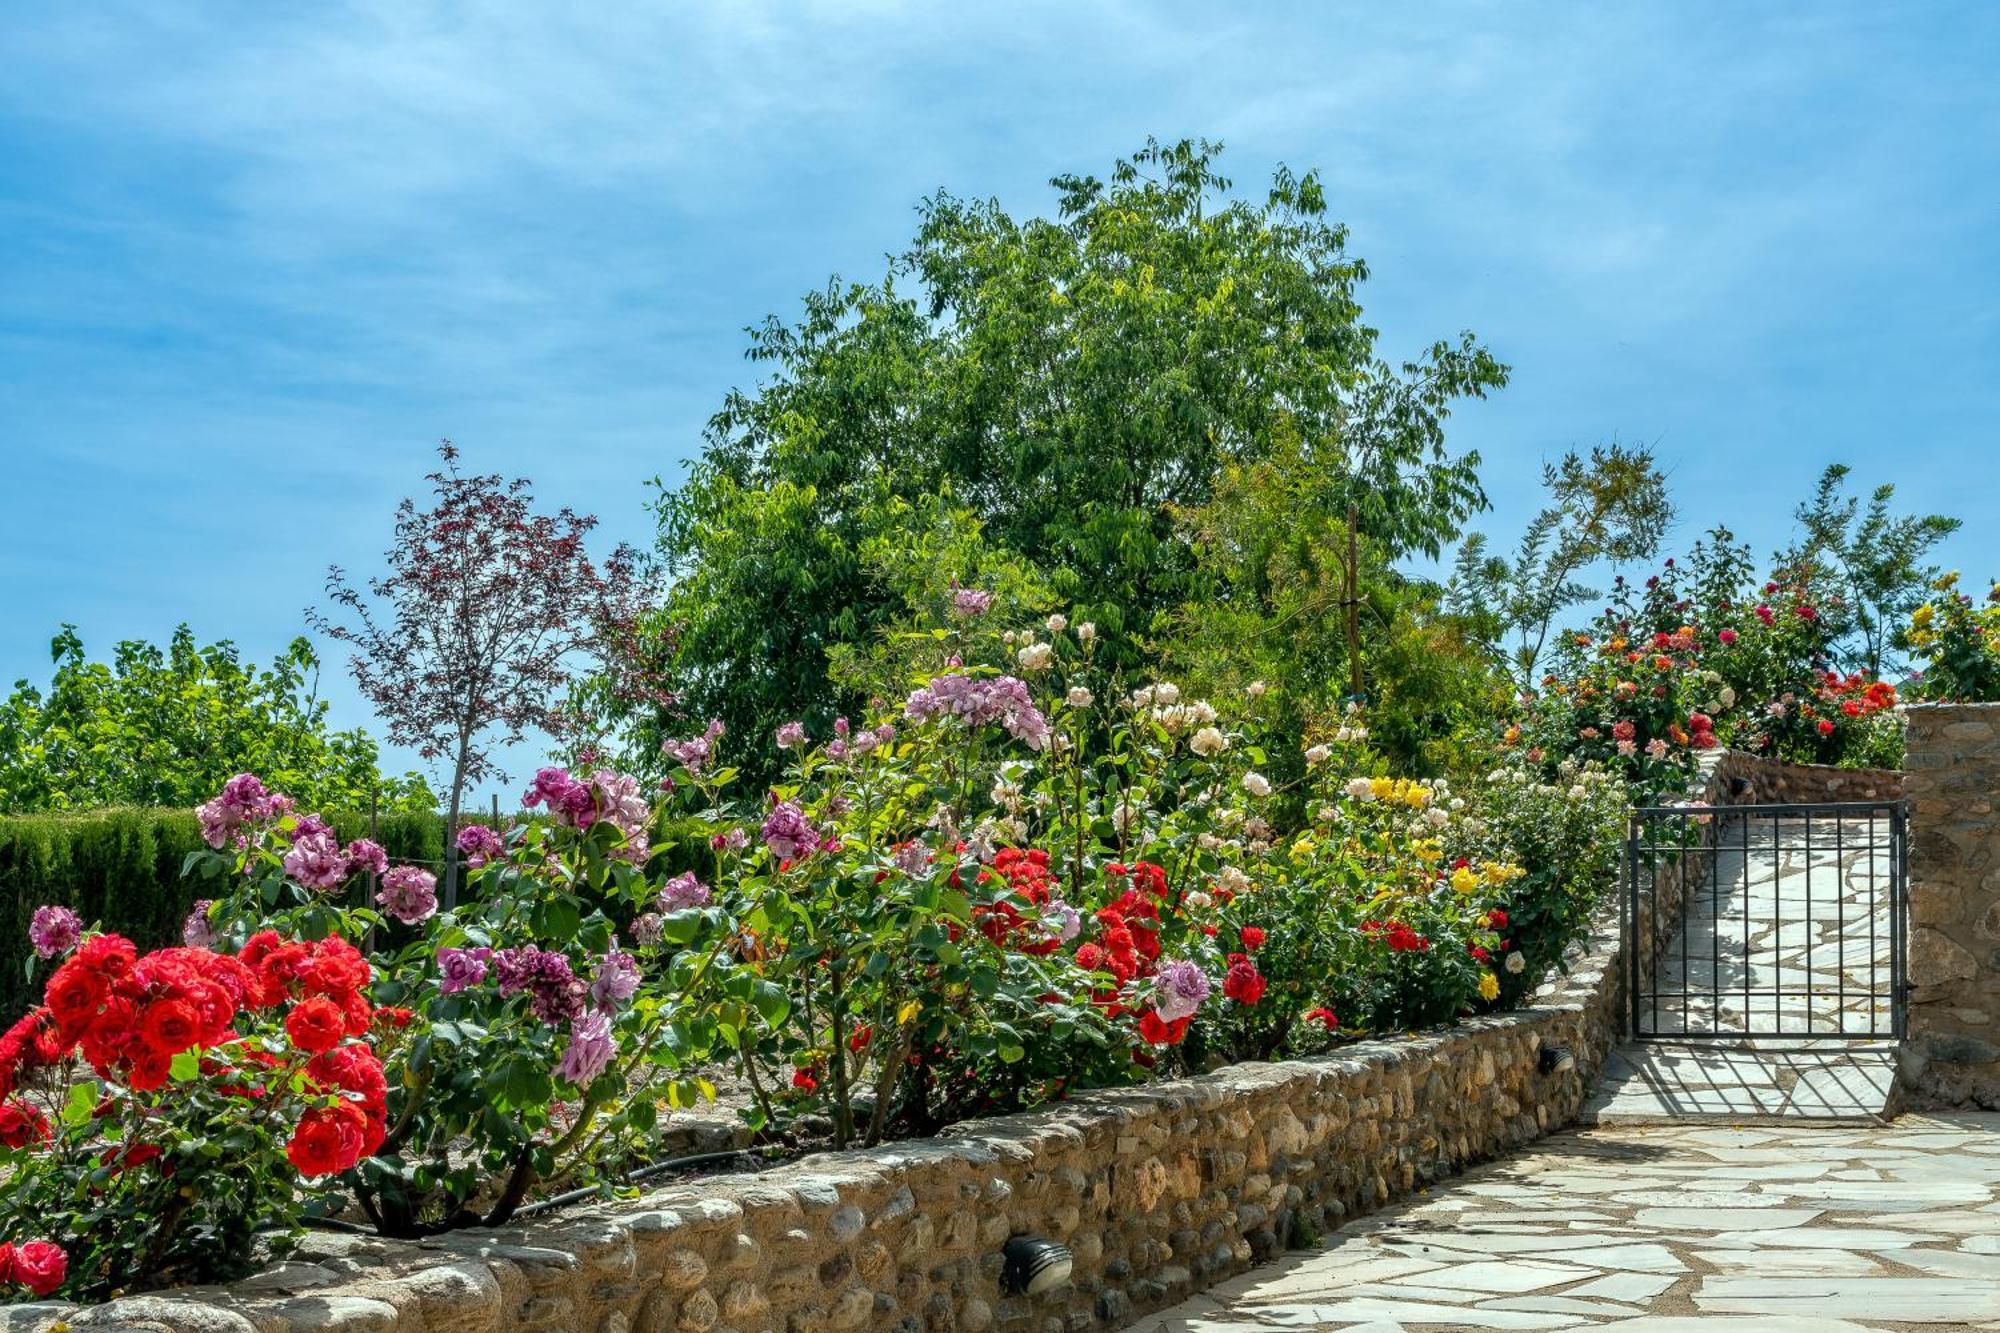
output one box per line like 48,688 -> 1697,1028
1538,1042 -> 1576,1075
1001,1236 -> 1073,1296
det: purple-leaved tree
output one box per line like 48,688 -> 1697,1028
310,443 -> 654,906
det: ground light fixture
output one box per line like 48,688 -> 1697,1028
1539,1042 -> 1576,1076
1001,1236 -> 1074,1296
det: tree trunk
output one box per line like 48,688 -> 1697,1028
442,749 -> 469,912
1345,503 -> 1363,699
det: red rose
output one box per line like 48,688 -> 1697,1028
339,989 -> 374,1037
127,1047 -> 174,1092
302,1047 -> 387,1116
1304,1007 -> 1338,1030
375,1006 -> 415,1030
78,994 -> 137,1070
287,1102 -> 367,1177
791,1069 -> 818,1093
303,938 -> 371,1000
0,1100 -> 50,1149
285,997 -> 347,1054
137,999 -> 202,1058
1222,954 -> 1266,1006
1486,909 -> 1509,930
188,980 -> 238,1046
75,934 -> 136,978
98,1141 -> 162,1174
1239,926 -> 1266,952
11,1239 -> 66,1296
1818,718 -> 1836,737
1135,1010 -> 1191,1045
44,963 -> 106,1037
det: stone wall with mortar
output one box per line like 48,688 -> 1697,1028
1707,749 -> 1903,806
1902,702 -> 2000,1108
5,758 -> 1796,1333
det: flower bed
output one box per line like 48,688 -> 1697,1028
0,749 -> 1831,1332
0,595 -> 1642,1313
1515,543 -> 1907,802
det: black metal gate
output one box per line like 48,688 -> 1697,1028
1624,801 -> 1907,1040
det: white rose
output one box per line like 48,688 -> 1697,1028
1184,890 -> 1213,909
1046,613 -> 1068,633
1505,951 -> 1526,974
1304,744 -> 1331,766
1154,682 -> 1181,704
1076,622 -> 1097,642
1017,642 -> 1053,672
1130,687 -> 1154,708
1720,686 -> 1737,707
1191,726 -> 1228,757
1066,686 -> 1093,707
1242,771 -> 1272,798
1345,777 -> 1375,800
1246,680 -> 1268,698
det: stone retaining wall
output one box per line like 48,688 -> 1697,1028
11,758 -> 1784,1333
1902,702 -> 2000,1108
1707,749 -> 1904,806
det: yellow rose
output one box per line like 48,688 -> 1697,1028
1477,972 -> 1500,1002
1450,866 -> 1478,894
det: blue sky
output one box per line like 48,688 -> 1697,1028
3,2 -> 1995,801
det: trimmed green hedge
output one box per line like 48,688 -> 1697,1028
0,807 -> 445,1019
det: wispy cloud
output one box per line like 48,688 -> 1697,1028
2,1 -> 1995,789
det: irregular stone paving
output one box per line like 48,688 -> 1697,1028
1583,1039 -> 1899,1123
1137,1115 -> 2000,1331
1638,812 -> 1898,1038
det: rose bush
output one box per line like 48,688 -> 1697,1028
1907,572 -> 2000,702
1518,540 -> 1906,790
0,591 -> 1636,1302
0,928 -> 385,1300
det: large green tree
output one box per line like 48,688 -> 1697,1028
644,138 -> 1504,774
0,626 -> 431,814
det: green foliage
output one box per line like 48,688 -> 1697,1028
643,138 -> 1503,784
0,626 -> 431,816
1785,463 -> 1959,678
1463,760 -> 1630,1006
1449,442 -> 1673,688
1162,432 -> 1505,777
0,807 -> 442,1019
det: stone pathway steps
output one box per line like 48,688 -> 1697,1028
1138,1115 -> 2000,1331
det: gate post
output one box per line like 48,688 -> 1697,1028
1901,704 -> 2000,1105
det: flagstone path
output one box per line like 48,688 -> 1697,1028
1138,1115 -> 2000,1330
1586,807 -> 1903,1124
1634,809 -> 1898,1039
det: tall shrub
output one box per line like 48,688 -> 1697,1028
0,809 -> 442,1017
